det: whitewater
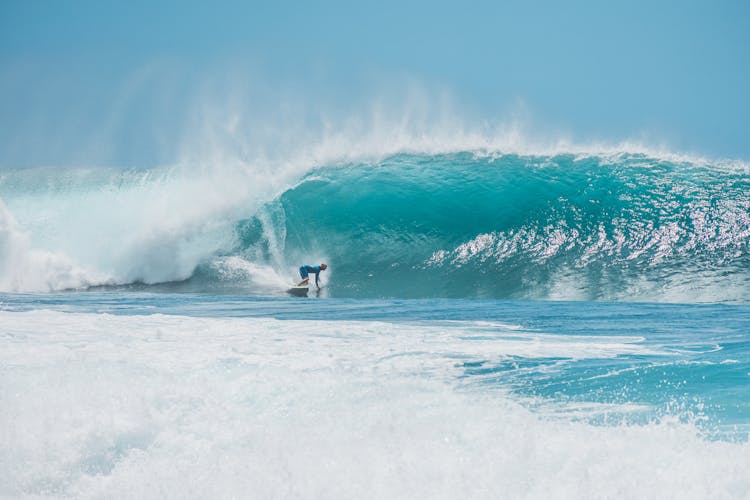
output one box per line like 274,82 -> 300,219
1,145 -> 750,499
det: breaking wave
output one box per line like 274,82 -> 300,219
1,150 -> 748,302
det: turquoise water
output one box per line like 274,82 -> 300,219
3,292 -> 749,436
262,153 -> 749,301
2,152 -> 748,301
1,151 -> 749,498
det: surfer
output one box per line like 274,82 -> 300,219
297,263 -> 328,288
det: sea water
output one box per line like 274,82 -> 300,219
1,151 -> 749,498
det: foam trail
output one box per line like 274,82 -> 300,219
209,256 -> 292,290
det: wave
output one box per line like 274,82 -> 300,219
234,152 -> 750,301
1,150 -> 749,302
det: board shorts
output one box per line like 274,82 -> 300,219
299,266 -> 309,279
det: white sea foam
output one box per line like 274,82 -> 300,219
0,199 -> 102,291
1,310 -> 748,499
0,160 -> 305,292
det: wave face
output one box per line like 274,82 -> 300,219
238,153 -> 750,301
1,151 -> 749,302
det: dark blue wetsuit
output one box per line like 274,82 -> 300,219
299,265 -> 323,287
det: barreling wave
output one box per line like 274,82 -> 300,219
1,151 -> 749,302
233,152 -> 749,302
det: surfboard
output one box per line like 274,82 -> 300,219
287,285 -> 309,297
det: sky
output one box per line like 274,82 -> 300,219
0,0 -> 748,167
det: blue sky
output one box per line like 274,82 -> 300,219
1,0 -> 748,166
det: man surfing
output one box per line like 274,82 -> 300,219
297,263 -> 328,288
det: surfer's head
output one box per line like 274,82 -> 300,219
320,263 -> 328,270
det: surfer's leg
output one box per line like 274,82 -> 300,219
297,266 -> 310,286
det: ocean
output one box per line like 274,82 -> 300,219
1,151 -> 749,498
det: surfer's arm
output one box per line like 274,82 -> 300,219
315,272 -> 320,288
